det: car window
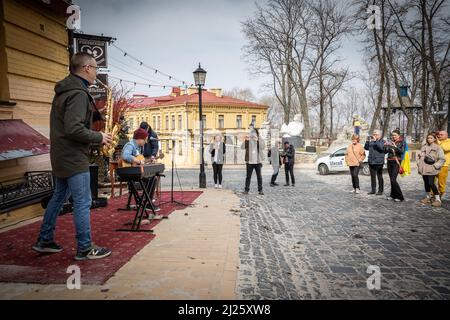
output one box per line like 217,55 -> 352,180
332,148 -> 346,157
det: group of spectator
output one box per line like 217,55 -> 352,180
345,129 -> 449,208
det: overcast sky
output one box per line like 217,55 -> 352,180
74,0 -> 366,99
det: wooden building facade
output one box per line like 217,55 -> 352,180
0,0 -> 71,226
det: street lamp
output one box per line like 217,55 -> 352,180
193,63 -> 207,188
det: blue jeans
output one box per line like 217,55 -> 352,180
38,171 -> 92,251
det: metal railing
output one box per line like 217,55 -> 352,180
0,171 -> 54,213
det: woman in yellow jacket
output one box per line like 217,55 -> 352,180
345,134 -> 366,194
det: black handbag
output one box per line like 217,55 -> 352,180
424,154 -> 436,165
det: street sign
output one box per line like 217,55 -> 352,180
74,33 -> 112,68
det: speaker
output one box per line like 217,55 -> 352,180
89,164 -> 99,199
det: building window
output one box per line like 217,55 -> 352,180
178,115 -> 183,130
172,115 -> 175,130
236,115 -> 242,129
251,115 -> 257,126
165,141 -> 170,153
153,116 -> 156,129
218,115 -> 224,129
202,115 -> 206,129
179,140 -> 183,156
129,118 -> 134,130
157,116 -> 161,130
165,115 -> 169,130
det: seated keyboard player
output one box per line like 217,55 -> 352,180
121,128 -> 163,219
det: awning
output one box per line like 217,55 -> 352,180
0,120 -> 50,161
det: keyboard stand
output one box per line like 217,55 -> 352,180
116,176 -> 157,233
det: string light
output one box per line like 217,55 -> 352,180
108,75 -> 192,89
111,43 -> 189,85
109,56 -> 166,84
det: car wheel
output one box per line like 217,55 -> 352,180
361,163 -> 370,176
318,164 -> 329,175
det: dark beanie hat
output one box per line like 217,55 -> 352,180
133,128 -> 148,140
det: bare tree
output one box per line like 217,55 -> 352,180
223,87 -> 256,102
308,0 -> 353,137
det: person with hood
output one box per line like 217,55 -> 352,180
364,129 -> 385,195
384,129 -> 405,202
418,133 -> 446,207
33,53 -> 113,260
241,127 -> 265,195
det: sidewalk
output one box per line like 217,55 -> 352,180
0,189 -> 241,300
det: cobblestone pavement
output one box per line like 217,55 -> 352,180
162,165 -> 450,300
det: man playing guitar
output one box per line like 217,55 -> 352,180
121,128 -> 148,166
121,128 -> 163,219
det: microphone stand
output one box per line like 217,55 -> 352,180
159,138 -> 188,207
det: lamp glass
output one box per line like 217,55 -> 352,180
193,64 -> 207,86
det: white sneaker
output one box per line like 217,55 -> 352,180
350,189 -> 356,193
386,196 -> 393,201
219,185 -> 222,189
215,184 -> 218,189
355,189 -> 360,194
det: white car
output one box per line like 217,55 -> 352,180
315,146 -> 386,176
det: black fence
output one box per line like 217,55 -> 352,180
0,171 -> 55,213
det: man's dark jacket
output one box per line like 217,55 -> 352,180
50,74 -> 103,178
282,145 -> 295,165
364,139 -> 386,165
143,130 -> 159,158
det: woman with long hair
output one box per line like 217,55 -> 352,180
384,129 -> 405,202
209,135 -> 226,189
417,133 -> 445,207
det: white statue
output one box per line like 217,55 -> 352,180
280,114 -> 304,138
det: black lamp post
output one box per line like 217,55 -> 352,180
193,63 -> 207,188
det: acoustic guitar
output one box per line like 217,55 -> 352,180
120,151 -> 164,168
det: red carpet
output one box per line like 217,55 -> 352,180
0,191 -> 202,285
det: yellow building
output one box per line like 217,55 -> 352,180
126,87 -> 269,167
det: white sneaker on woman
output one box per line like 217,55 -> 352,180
215,184 -> 218,189
355,189 -> 360,194
219,185 -> 222,189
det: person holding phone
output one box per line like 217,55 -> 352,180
384,129 -> 405,202
281,141 -> 296,187
364,129 -> 386,195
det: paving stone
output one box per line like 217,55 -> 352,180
162,167 -> 450,299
